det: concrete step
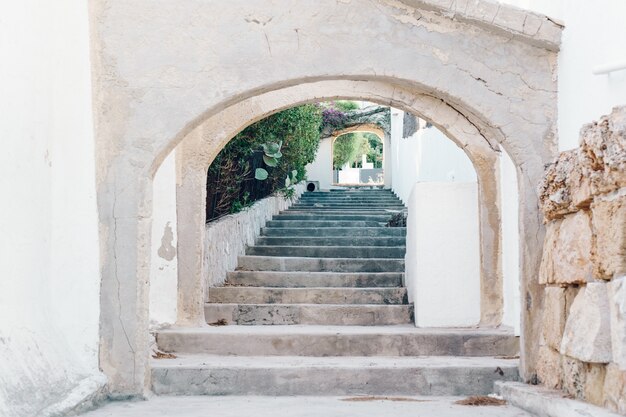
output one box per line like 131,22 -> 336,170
151,355 -> 519,396
287,210 -> 404,215
260,227 -> 406,237
284,209 -> 400,215
237,256 -> 405,272
328,190 -> 391,193
225,271 -> 404,288
256,236 -> 406,247
156,325 -> 520,357
246,245 -> 406,258
273,214 -> 395,221
204,303 -> 413,325
290,206 -> 404,211
265,220 -> 387,228
298,198 -> 402,203
293,202 -> 404,207
208,287 -> 408,305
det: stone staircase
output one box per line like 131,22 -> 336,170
152,188 -> 520,396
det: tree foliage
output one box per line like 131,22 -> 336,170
333,132 -> 383,169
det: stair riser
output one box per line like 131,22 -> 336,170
157,332 -> 520,357
260,227 -> 406,237
266,221 -> 387,228
151,366 -> 519,396
225,271 -> 404,288
284,210 -> 399,215
237,256 -> 405,272
290,207 -> 404,211
208,287 -> 408,305
296,197 -> 401,201
204,304 -> 413,325
274,214 -> 395,221
256,237 -> 406,247
293,203 -> 404,207
246,246 -> 405,258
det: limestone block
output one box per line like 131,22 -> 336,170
579,106 -> 626,197
592,196 -> 626,279
538,151 -> 577,220
560,283 -> 612,363
603,363 -> 626,414
553,211 -> 593,284
583,363 -> 607,407
536,345 -> 561,389
568,157 -> 593,208
608,276 -> 626,370
541,286 -> 566,350
538,106 -> 626,218
561,356 -> 585,399
539,220 -> 561,285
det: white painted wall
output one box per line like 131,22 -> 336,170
150,151 -> 179,326
337,166 -> 360,184
389,109 -> 476,203
499,0 -> 626,151
406,183 -> 481,327
305,137 -> 333,190
501,148 -> 521,335
389,109 -> 481,327
0,1 -> 104,416
389,110 -> 419,203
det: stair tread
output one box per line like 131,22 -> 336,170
239,255 -> 405,261
250,245 -> 406,247
157,324 -> 516,336
229,271 -> 404,276
151,354 -> 518,368
205,303 -> 412,307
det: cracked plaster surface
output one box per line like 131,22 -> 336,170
90,0 -> 560,396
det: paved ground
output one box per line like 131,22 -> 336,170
82,396 -> 534,417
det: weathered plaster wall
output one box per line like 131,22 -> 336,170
89,0 -> 560,394
407,182 -> 481,327
0,1 -> 104,415
204,185 -> 305,291
535,106 -> 626,414
150,151 -> 178,326
501,147 -> 522,335
500,0 -> 626,151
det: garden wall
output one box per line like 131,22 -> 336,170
203,184 -> 305,293
536,106 -> 626,414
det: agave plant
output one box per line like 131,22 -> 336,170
284,169 -> 298,187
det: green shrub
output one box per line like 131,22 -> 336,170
206,104 -> 322,221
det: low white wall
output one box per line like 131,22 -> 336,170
406,182 -> 481,327
304,137 -> 333,190
501,148 -> 521,335
389,109 -> 476,203
204,184 -> 305,291
0,1 -> 104,415
149,151 -> 179,326
337,167 -> 360,184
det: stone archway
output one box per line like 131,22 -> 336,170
89,0 -> 560,397
174,81 -> 504,338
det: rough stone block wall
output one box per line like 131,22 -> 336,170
537,106 -> 626,414
203,184 -> 304,292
